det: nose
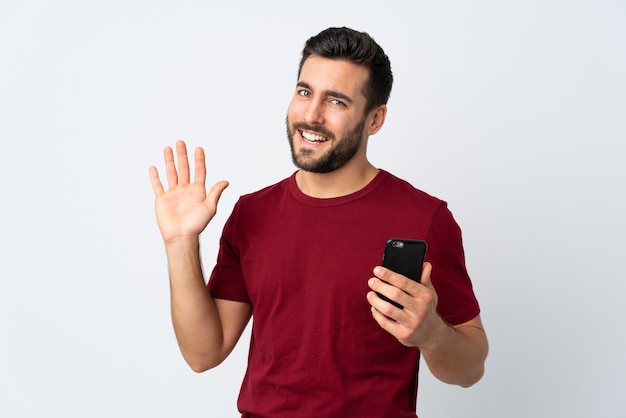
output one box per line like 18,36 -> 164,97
303,99 -> 325,125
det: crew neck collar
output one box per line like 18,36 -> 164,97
288,170 -> 389,207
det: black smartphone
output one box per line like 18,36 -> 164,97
377,238 -> 428,309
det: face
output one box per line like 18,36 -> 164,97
286,56 -> 372,173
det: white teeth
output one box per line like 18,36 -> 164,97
302,131 -> 327,142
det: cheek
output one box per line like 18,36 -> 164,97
334,116 -> 359,135
287,99 -> 304,120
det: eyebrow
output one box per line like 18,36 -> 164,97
297,81 -> 354,104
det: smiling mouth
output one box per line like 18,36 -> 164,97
301,130 -> 329,143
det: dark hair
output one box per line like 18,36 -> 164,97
298,27 -> 393,114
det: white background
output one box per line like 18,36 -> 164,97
1,1 -> 625,417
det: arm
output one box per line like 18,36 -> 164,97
149,140 -> 251,372
366,263 -> 488,387
165,237 -> 251,372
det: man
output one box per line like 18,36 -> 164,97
149,27 -> 488,417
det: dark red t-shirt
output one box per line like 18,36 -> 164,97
208,170 -> 480,418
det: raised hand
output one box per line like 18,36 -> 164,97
149,140 -> 229,243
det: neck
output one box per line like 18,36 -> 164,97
295,160 -> 379,198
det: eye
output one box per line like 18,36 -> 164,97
330,98 -> 346,107
297,89 -> 311,97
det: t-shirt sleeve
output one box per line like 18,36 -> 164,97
207,200 -> 251,303
425,203 -> 480,325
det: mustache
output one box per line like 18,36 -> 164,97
289,121 -> 335,140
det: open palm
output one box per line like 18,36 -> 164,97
149,140 -> 228,243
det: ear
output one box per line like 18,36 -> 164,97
366,104 -> 387,136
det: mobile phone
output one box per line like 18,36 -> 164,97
377,238 -> 428,309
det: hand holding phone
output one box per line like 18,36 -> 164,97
377,238 -> 428,309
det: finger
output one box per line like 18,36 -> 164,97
207,180 -> 230,207
194,147 -> 207,186
420,262 -> 434,290
176,140 -> 191,185
163,146 -> 178,189
368,277 -> 402,305
373,266 -> 415,294
370,304 -> 405,341
148,166 -> 164,195
366,285 -> 403,318
371,304 -> 396,328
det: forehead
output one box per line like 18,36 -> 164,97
298,55 -> 369,100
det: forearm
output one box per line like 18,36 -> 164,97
165,237 -> 227,372
419,316 -> 488,387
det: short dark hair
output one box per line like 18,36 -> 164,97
298,27 -> 393,114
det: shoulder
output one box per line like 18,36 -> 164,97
237,174 -> 294,205
221,175 -> 293,235
227,174 -> 295,227
377,170 -> 446,211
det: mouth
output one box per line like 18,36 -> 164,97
300,129 -> 330,144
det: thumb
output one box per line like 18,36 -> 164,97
420,262 -> 434,290
207,180 -> 230,207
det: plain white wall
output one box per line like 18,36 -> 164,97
1,1 -> 625,417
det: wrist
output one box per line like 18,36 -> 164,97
164,235 -> 206,286
164,235 -> 201,256
418,315 -> 455,353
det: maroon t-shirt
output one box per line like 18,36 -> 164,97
208,170 -> 480,418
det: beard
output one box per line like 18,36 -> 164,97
286,117 -> 366,173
